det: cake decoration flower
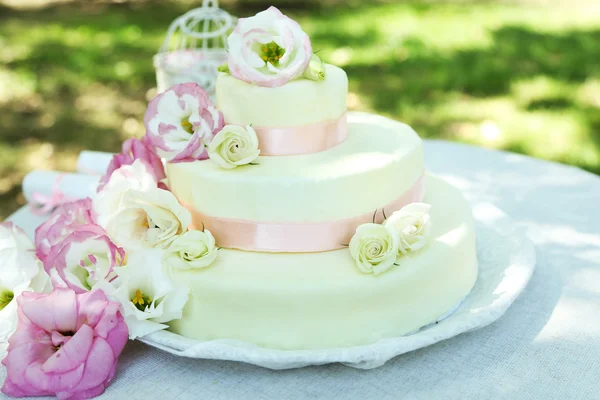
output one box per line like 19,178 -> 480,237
208,125 -> 260,169
94,249 -> 189,340
144,82 -> 224,163
43,224 -> 125,294
94,159 -> 159,229
0,222 -> 49,343
34,198 -> 96,264
165,229 -> 218,270
104,187 -> 192,251
303,54 -> 326,81
97,137 -> 166,193
349,223 -> 400,275
383,203 -> 432,255
1,288 -> 128,399
227,6 -> 312,87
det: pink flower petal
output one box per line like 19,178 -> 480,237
25,360 -> 85,393
3,342 -> 56,396
57,382 -> 108,400
42,324 -> 94,374
76,289 -> 111,330
70,337 -> 115,392
20,288 -> 78,333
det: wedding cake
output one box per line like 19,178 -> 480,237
163,7 -> 478,349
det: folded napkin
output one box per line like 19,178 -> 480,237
76,151 -> 114,175
22,170 -> 99,214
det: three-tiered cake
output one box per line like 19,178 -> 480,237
163,8 -> 478,350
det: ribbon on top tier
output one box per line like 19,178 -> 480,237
185,175 -> 425,253
238,112 -> 347,156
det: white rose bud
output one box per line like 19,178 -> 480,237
383,203 -> 432,255
349,223 -> 400,275
208,125 -> 260,169
165,230 -> 218,270
303,54 -> 326,81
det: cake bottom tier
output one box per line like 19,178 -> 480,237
169,174 -> 478,350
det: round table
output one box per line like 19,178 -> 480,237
4,141 -> 600,399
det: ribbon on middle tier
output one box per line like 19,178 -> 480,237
240,112 -> 348,156
185,175 -> 425,253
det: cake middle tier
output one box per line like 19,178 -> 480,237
167,112 -> 424,225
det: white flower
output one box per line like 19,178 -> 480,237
105,187 -> 191,251
383,203 -> 432,255
349,223 -> 399,275
208,125 -> 260,169
227,6 -> 312,87
0,222 -> 49,342
164,230 -> 218,270
95,249 -> 189,340
94,159 -> 158,229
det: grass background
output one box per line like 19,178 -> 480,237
1,0 -> 599,219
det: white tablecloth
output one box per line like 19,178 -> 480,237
3,141 -> 600,400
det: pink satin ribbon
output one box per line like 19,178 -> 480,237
245,112 -> 348,156
29,174 -> 73,215
186,175 -> 425,253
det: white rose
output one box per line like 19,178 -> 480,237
0,222 -> 49,342
94,159 -> 158,229
165,230 -> 218,270
383,203 -> 432,255
349,223 -> 400,275
106,187 -> 192,251
208,125 -> 260,169
94,249 -> 189,340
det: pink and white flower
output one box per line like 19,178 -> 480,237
34,198 -> 95,264
0,222 -> 49,343
97,137 -> 166,192
227,6 -> 312,87
43,224 -> 125,294
144,83 -> 224,163
1,288 -> 128,399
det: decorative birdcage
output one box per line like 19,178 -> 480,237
153,0 -> 235,98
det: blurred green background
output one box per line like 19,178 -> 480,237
1,0 -> 599,219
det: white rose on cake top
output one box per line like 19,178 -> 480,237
144,82 -> 224,163
95,249 -> 189,340
227,6 -> 312,87
208,125 -> 260,169
383,203 -> 432,255
0,222 -> 49,342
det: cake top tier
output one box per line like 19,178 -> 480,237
215,7 -> 348,156
219,6 -> 326,88
216,64 -> 347,127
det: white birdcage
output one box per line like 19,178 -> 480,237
153,0 -> 235,99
